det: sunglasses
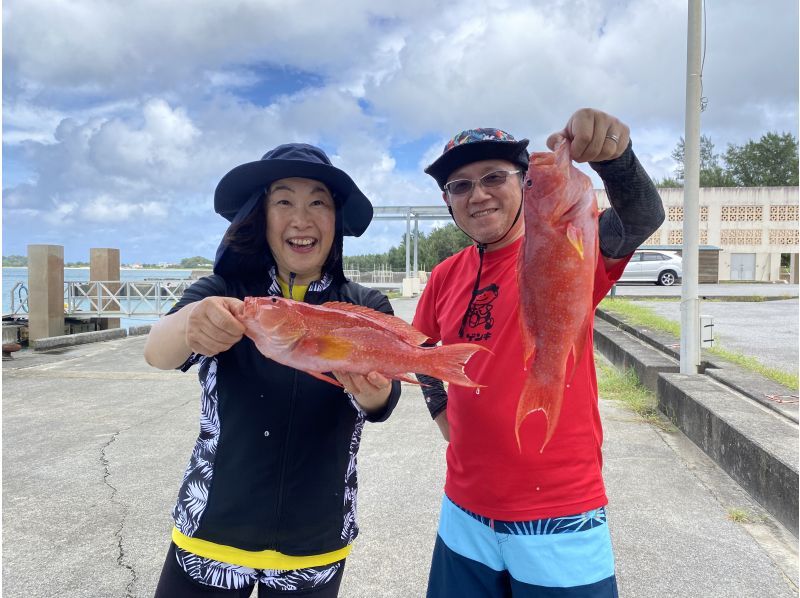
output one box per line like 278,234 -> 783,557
444,169 -> 522,200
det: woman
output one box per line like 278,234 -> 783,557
145,143 -> 401,597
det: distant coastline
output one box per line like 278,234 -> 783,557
4,266 -> 210,271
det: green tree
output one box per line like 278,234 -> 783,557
180,256 -> 214,268
670,135 -> 735,187
2,255 -> 28,267
420,223 -> 472,266
723,132 -> 799,187
653,176 -> 682,188
343,222 -> 472,273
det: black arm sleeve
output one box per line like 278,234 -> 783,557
416,373 -> 448,419
415,341 -> 448,420
361,289 -> 402,423
590,141 -> 665,259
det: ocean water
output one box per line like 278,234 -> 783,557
2,267 -> 193,329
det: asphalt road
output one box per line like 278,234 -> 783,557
626,298 -> 799,374
611,282 -> 799,298
2,295 -> 796,597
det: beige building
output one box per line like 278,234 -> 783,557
597,186 -> 799,282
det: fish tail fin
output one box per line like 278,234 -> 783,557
425,343 -> 488,388
515,373 -> 564,454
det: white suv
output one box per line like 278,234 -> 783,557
619,250 -> 683,286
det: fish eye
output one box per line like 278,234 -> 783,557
271,297 -> 277,303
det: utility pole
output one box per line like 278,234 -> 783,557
681,0 -> 702,374
405,209 -> 411,278
413,217 -> 419,277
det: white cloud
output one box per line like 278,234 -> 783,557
81,195 -> 168,223
3,0 -> 797,262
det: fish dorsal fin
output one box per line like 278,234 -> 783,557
321,301 -> 429,345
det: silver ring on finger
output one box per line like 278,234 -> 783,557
605,133 -> 620,144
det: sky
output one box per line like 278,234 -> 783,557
3,0 -> 798,264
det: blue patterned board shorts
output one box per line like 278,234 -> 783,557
427,496 -> 618,597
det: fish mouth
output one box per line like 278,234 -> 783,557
285,237 -> 319,253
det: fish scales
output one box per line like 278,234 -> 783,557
516,140 -> 599,451
238,296 -> 487,388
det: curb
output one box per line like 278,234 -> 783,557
594,310 -> 799,537
596,309 -> 798,422
32,328 -> 128,350
26,325 -> 153,351
658,373 -> 798,534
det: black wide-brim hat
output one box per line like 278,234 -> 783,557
424,128 -> 530,191
214,143 -> 374,237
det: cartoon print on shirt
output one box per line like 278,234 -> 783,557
464,283 -> 499,342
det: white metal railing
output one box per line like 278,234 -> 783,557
8,275 -> 412,319
341,268 -> 410,284
9,282 -> 29,315
64,280 -> 193,316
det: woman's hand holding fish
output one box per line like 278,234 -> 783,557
546,108 -> 630,163
333,370 -> 392,415
185,296 -> 246,357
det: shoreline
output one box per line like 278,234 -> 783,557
3,266 -> 210,271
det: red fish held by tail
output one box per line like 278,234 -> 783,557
515,140 -> 599,452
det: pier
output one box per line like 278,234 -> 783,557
3,295 -> 797,597
3,244 -> 419,352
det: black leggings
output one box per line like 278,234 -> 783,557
154,543 -> 346,597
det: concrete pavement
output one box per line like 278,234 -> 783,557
2,296 -> 797,597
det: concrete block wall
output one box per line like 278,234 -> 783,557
596,186 -> 799,281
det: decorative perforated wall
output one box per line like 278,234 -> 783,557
667,206 -> 708,222
721,206 -> 763,221
769,205 -> 799,222
642,231 -> 662,245
720,229 -> 763,245
768,229 -> 799,245
667,230 -> 708,244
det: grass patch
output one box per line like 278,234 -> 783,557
620,295 -> 795,303
708,347 -> 799,390
599,298 -> 799,391
702,295 -> 796,302
595,357 -> 674,432
726,508 -> 751,524
599,298 -> 681,337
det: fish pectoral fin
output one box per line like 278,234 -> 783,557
566,223 -> 585,260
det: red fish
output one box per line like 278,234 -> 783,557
238,296 -> 487,388
516,139 -> 599,451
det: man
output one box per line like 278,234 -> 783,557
413,109 -> 664,597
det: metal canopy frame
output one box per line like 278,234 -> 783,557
371,206 -> 453,277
